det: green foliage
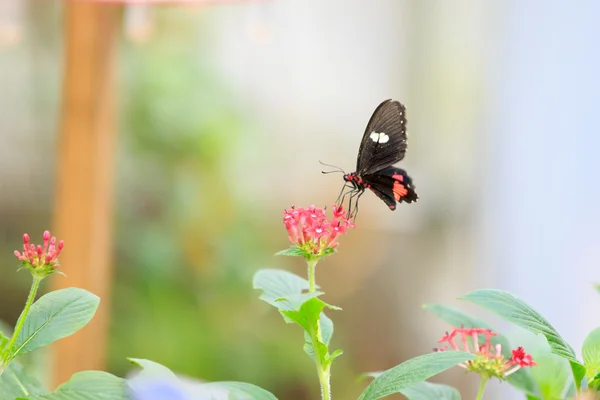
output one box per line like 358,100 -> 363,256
11,288 -> 99,359
253,269 -> 323,311
129,358 -> 278,400
275,247 -> 309,258
357,351 -> 475,400
398,381 -> 461,400
275,245 -> 335,261
530,351 -> 572,399
25,371 -> 126,400
460,289 -> 586,388
304,313 -> 336,360
128,357 -> 178,380
253,269 -> 342,374
423,303 -> 540,396
0,360 -> 48,398
583,328 -> 600,388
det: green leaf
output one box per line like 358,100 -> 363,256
583,327 -> 600,379
304,313 -> 334,359
0,360 -> 48,398
0,319 -> 13,353
321,247 -> 335,256
530,351 -> 573,400
27,371 -> 127,400
590,372 -> 600,391
128,358 -> 178,380
283,298 -> 331,366
282,297 -> 326,332
399,381 -> 461,400
254,269 -> 341,369
330,349 -> 344,360
460,289 -> 586,387
275,247 -> 308,257
12,288 -> 100,358
423,303 -> 540,396
317,312 -> 333,346
253,269 -> 323,311
200,381 -> 278,400
357,351 -> 475,400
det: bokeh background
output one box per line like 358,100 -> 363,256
1,1 -> 599,399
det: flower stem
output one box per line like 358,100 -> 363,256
317,363 -> 331,400
307,258 -> 318,292
2,275 -> 42,363
311,322 -> 331,400
475,376 -> 488,400
306,258 -> 331,399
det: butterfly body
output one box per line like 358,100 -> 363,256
338,99 -> 418,216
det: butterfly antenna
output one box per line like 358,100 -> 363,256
319,160 -> 345,174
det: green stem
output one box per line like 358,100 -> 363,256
3,276 -> 42,362
311,324 -> 331,400
306,258 -> 331,399
307,258 -> 318,292
475,376 -> 488,400
317,363 -> 331,400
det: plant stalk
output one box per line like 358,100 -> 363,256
311,318 -> 331,400
306,258 -> 331,400
475,376 -> 488,400
2,275 -> 42,362
308,258 -> 317,292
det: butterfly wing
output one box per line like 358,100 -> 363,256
356,99 -> 408,175
363,167 -> 418,210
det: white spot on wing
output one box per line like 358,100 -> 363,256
370,131 -> 389,144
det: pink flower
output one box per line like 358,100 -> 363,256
14,231 -> 64,271
282,204 -> 354,257
511,346 -> 537,367
435,327 -> 536,379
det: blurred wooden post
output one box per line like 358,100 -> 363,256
51,2 -> 120,387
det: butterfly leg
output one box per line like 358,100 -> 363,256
336,183 -> 354,205
347,187 -> 364,219
351,189 -> 365,220
338,184 -> 358,212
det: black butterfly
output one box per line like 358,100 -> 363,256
328,99 -> 418,218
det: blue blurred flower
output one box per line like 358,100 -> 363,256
130,379 -> 190,400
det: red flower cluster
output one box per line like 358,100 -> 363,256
14,231 -> 64,271
283,204 -> 354,256
435,327 -> 536,378
511,346 -> 536,367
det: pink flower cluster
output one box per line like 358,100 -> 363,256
283,205 -> 354,255
14,231 -> 64,270
435,327 -> 536,378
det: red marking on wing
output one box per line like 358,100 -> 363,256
392,181 -> 408,201
392,173 -> 404,182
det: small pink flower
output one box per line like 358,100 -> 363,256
435,327 -> 536,379
332,204 -> 345,218
14,230 -> 64,271
282,204 -> 354,257
511,346 -> 537,367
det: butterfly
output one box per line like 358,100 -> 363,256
324,99 -> 418,218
